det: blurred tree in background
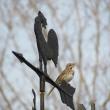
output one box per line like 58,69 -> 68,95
0,0 -> 110,110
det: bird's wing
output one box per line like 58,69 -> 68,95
47,29 -> 59,66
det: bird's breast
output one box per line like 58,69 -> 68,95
65,73 -> 74,82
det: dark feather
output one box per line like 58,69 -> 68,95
47,29 -> 59,66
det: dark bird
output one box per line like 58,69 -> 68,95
34,11 -> 59,74
47,63 -> 76,96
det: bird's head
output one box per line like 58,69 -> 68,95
66,63 -> 76,71
38,11 -> 47,28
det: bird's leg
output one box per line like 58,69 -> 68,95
39,54 -> 43,71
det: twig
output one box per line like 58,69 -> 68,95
32,89 -> 36,110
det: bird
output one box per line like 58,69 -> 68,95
47,63 -> 76,96
34,11 -> 59,74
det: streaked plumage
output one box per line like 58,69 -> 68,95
47,63 -> 76,96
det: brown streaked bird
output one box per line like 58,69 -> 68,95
47,63 -> 76,96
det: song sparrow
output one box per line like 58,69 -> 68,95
47,63 -> 76,96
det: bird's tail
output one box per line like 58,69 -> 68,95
47,86 -> 55,96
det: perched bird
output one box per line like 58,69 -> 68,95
34,11 -> 59,74
47,63 -> 76,96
